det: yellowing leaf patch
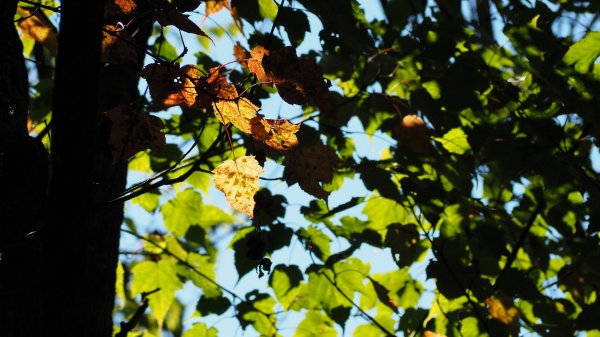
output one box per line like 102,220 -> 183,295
485,296 -> 519,325
213,156 -> 264,218
17,7 -> 57,55
283,142 -> 339,199
250,117 -> 299,151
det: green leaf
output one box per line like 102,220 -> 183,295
353,324 -> 382,337
432,128 -> 471,155
362,196 -> 408,231
258,0 -> 278,21
188,171 -> 211,192
269,265 -> 303,309
162,189 -> 237,236
115,262 -> 126,308
131,260 -> 183,328
132,191 -> 160,212
563,31 -> 600,73
182,323 -> 218,337
294,311 -> 338,337
298,226 -> 331,261
185,252 -> 221,298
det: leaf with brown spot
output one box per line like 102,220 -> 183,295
248,46 -> 270,83
17,7 -> 57,55
213,156 -> 264,218
102,25 -> 139,65
156,8 -> 212,41
249,117 -> 299,152
283,142 -> 339,199
206,68 -> 259,133
105,105 -> 166,164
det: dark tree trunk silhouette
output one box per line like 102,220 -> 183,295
1,1 -> 151,336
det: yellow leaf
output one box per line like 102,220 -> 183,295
249,117 -> 299,151
213,156 -> 264,218
485,296 -> 519,325
208,68 -> 259,133
17,7 -> 57,55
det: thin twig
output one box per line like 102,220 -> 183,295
114,288 -> 159,337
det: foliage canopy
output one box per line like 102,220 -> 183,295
15,0 -> 600,336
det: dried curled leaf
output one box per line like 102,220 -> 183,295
156,8 -> 212,41
140,63 -> 202,111
233,42 -> 249,68
249,117 -> 299,151
248,46 -> 270,83
283,142 -> 339,199
213,156 -> 264,218
102,25 -> 138,65
17,7 -> 57,55
105,105 -> 166,164
485,296 -> 519,325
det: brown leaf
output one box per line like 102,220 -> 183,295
249,117 -> 299,152
283,142 -> 339,199
394,114 -> 430,154
213,156 -> 264,218
105,105 -> 166,164
114,0 -> 137,13
248,46 -> 270,83
140,63 -> 202,111
262,46 -> 332,107
156,8 -> 212,41
233,42 -> 249,68
17,7 -> 57,55
102,25 -> 139,65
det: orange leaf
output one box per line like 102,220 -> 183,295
205,0 -> 230,19
249,117 -> 299,151
105,105 -> 166,164
17,7 -> 57,55
156,8 -> 212,41
140,63 -> 202,111
233,42 -> 249,68
394,114 -> 430,154
114,0 -> 136,13
485,296 -> 519,325
248,46 -> 270,84
283,142 -> 339,199
206,68 -> 259,133
102,25 -> 139,65
213,156 -> 264,218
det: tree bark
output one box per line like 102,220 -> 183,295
0,1 -> 47,336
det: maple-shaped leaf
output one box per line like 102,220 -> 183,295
156,8 -> 212,41
206,67 -> 259,133
249,117 -> 299,151
248,46 -> 270,83
213,156 -> 264,218
114,0 -> 136,13
283,142 -> 339,199
17,7 -> 57,55
140,63 -> 202,111
262,46 -> 332,108
105,104 -> 166,164
485,296 -> 519,325
102,25 -> 139,65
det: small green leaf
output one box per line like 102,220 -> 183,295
186,253 -> 220,298
131,260 -> 183,328
132,191 -> 159,212
182,323 -> 218,337
432,128 -> 471,155
298,226 -> 331,261
362,196 -> 408,231
294,311 -> 338,337
188,171 -> 211,192
258,0 -> 278,21
115,262 -> 126,308
269,265 -> 303,309
563,31 -> 600,73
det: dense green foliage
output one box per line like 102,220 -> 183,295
19,0 -> 600,336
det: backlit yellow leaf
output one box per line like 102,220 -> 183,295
213,156 -> 264,218
17,7 -> 57,55
249,117 -> 299,151
485,296 -> 519,325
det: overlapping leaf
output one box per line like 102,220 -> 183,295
283,141 -> 339,199
213,156 -> 264,218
